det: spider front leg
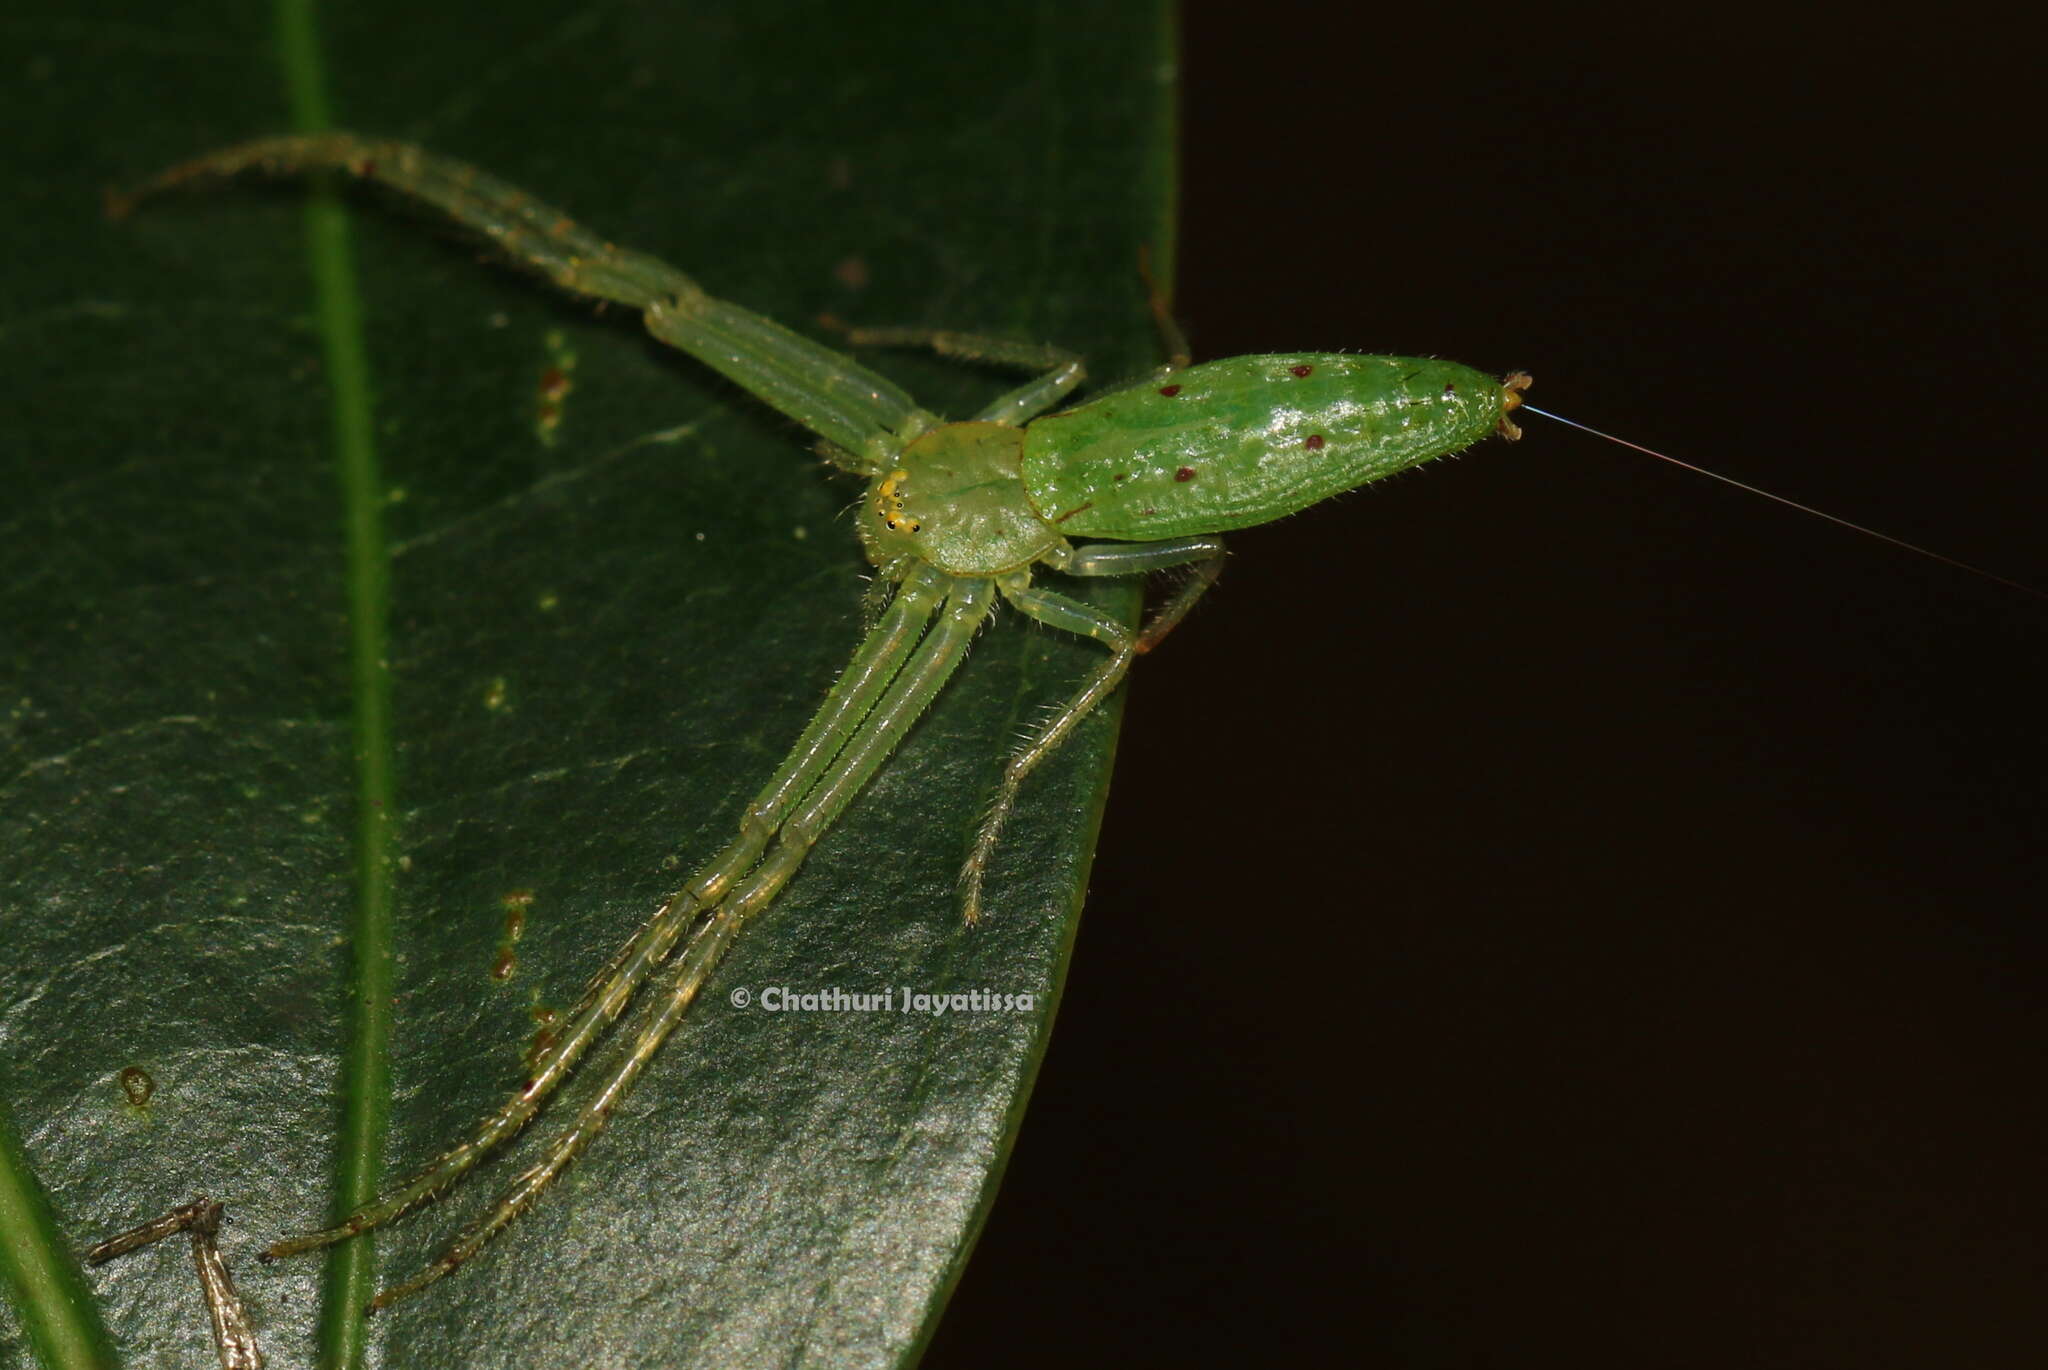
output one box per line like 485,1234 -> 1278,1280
263,565 -> 952,1264
370,576 -> 999,1310
112,134 -> 699,309
118,133 -> 941,471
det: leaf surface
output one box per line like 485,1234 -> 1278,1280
0,3 -> 1174,1365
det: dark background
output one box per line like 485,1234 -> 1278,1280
930,8 -> 2047,1368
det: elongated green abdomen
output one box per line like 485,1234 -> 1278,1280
1019,355 -> 1517,540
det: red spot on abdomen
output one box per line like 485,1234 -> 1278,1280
1174,466 -> 1196,482
1304,434 -> 1326,451
1158,384 -> 1182,397
1289,364 -> 1314,377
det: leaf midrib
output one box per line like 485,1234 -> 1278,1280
276,1 -> 393,1364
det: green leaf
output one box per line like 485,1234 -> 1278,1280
0,3 -> 1175,1366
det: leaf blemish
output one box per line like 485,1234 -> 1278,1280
117,1066 -> 155,1108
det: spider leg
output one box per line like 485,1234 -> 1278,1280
958,535 -> 1226,922
117,134 -> 939,470
829,324 -> 1088,426
370,576 -> 996,1309
262,566 -> 951,1262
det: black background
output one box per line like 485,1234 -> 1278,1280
930,7 -> 2047,1367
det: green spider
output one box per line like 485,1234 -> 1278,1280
111,133 -> 1526,1309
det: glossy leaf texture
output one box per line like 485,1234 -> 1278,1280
0,2 -> 1173,1366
